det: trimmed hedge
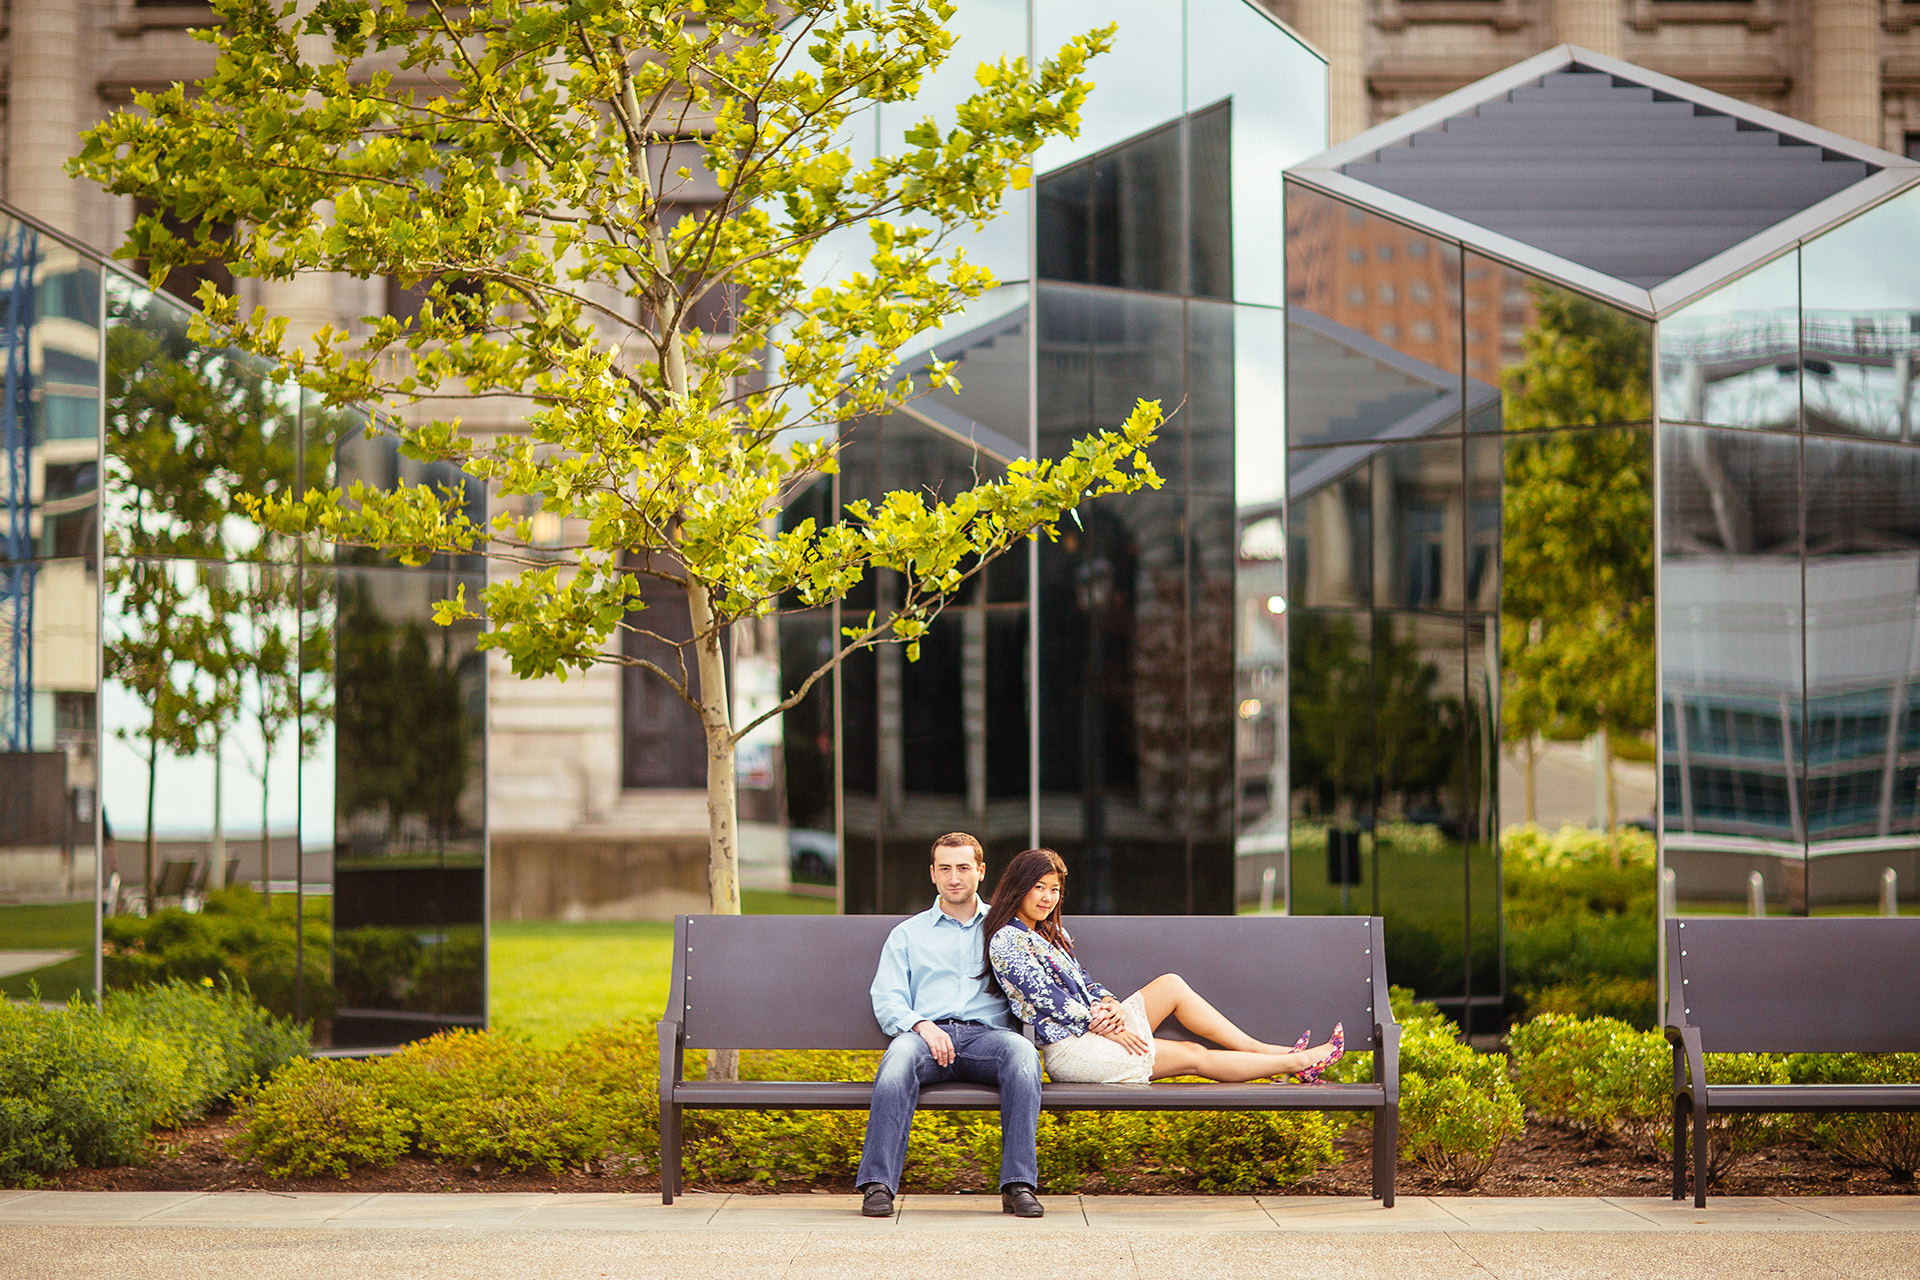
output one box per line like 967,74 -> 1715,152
104,887 -> 334,1023
0,979 -> 309,1185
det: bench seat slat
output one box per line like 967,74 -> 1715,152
1699,1083 -> 1920,1112
673,1079 -> 1390,1111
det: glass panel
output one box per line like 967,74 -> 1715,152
1189,299 -> 1234,496
105,275 -> 300,564
1802,186 -> 1920,441
1081,286 -> 1186,484
0,554 -> 98,1002
1660,426 -> 1804,913
1288,446 -> 1371,609
1233,303 -> 1288,513
912,288 -> 1030,464
1190,491 -> 1236,913
1373,611 -> 1468,1004
1501,427 -> 1655,831
1035,0 -> 1184,171
1235,512 -> 1287,891
775,609 -> 838,897
1464,615 -> 1502,1031
1470,252 -> 1653,433
1286,183 -> 1464,446
1037,488 -> 1188,914
1187,101 -> 1233,303
1466,435 -> 1502,613
1287,609 -> 1374,917
1374,438 -> 1464,612
2,230 -> 101,569
331,412 -> 485,575
328,563 -> 486,1048
1802,436 -> 1920,912
1657,251 -> 1799,432
1185,0 -> 1329,307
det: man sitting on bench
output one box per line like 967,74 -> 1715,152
856,832 -> 1045,1220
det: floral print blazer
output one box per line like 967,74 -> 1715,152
987,918 -> 1113,1045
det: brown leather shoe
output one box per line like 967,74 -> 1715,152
1001,1184 -> 1044,1218
860,1184 -> 895,1218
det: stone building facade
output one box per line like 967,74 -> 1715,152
1274,0 -> 1920,154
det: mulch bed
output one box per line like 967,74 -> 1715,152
42,1112 -> 1919,1198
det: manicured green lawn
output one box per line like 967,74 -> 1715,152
488,891 -> 835,1046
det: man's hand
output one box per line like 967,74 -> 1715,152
915,1020 -> 955,1066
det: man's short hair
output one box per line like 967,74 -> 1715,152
930,832 -> 985,865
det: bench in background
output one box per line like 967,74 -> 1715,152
1665,917 -> 1920,1206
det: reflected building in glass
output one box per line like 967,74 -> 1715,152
820,0 -> 1328,915
0,208 -> 485,1048
1281,46 -> 1920,1024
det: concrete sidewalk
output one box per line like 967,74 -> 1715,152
1,1191 -> 1915,1279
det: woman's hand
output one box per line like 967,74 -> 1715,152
1087,997 -> 1123,1035
1099,1026 -> 1151,1056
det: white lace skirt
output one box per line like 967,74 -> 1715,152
1041,990 -> 1155,1084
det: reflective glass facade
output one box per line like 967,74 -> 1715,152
1287,79 -> 1920,1022
805,1 -> 1326,914
0,211 -> 484,1047
1659,184 -> 1920,914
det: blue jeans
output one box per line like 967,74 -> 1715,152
855,1023 -> 1041,1194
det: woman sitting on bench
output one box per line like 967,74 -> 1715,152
981,847 -> 1344,1085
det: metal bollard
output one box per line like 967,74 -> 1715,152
1883,867 -> 1900,918
1660,866 -> 1677,918
1260,865 -> 1277,914
1748,870 -> 1766,918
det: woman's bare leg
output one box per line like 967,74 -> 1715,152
1135,973 -> 1293,1054
1147,1037 -> 1336,1083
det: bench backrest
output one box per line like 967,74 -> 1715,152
671,913 -> 1391,1052
1666,917 -> 1920,1053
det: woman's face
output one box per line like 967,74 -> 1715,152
1017,871 -> 1063,926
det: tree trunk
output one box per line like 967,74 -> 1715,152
688,577 -> 742,1082
144,747 -> 158,915
211,735 -> 225,890
261,759 -> 272,900
1523,735 -> 1538,826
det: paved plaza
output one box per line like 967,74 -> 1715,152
1,1192 -> 1915,1279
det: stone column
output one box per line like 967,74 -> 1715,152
1554,0 -> 1621,58
1809,0 -> 1881,147
7,0 -> 81,227
1291,0 -> 1368,144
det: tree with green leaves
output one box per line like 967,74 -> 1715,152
1500,285 -> 1655,853
78,0 -> 1161,922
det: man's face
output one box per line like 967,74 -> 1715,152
930,847 -> 983,907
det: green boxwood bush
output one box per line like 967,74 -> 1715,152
1503,825 -> 1658,1029
0,979 -> 309,1185
1328,989 -> 1523,1190
238,1027 -> 1340,1192
1788,1053 -> 1920,1182
1508,1012 -> 1788,1181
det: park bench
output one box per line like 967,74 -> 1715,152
1664,917 -> 1920,1206
659,913 -> 1402,1205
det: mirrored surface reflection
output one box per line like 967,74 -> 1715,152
1472,251 -> 1653,433
328,564 -> 486,1048
1659,426 -> 1804,912
1802,186 -> 1920,440
1034,0 -> 1184,168
2,227 -> 101,568
0,552 -> 98,1002
105,276 -> 302,563
1286,185 -> 1463,433
1657,251 -> 1799,432
1801,436 -> 1920,912
1287,608 -> 1375,916
1374,438 -> 1464,611
1464,615 -> 1500,1017
835,412 -> 1025,914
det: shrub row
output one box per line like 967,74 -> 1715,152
0,979 -> 309,1184
239,1027 -> 1340,1192
1509,1014 -> 1920,1184
104,887 -> 334,1023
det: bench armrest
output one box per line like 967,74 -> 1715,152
1663,1021 -> 1706,1102
659,1016 -> 686,1103
1373,1019 -> 1401,1104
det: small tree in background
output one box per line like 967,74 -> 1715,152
77,1 -> 1162,933
1501,286 -> 1655,858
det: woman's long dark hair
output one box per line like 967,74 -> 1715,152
978,847 -> 1070,995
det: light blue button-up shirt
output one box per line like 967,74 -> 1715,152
869,897 -> 1016,1036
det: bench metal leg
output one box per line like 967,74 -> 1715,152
1671,1095 -> 1687,1201
1692,1107 -> 1709,1209
661,1102 -> 683,1205
1371,1105 -> 1398,1208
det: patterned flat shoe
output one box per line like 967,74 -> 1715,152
1293,1022 -> 1345,1084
